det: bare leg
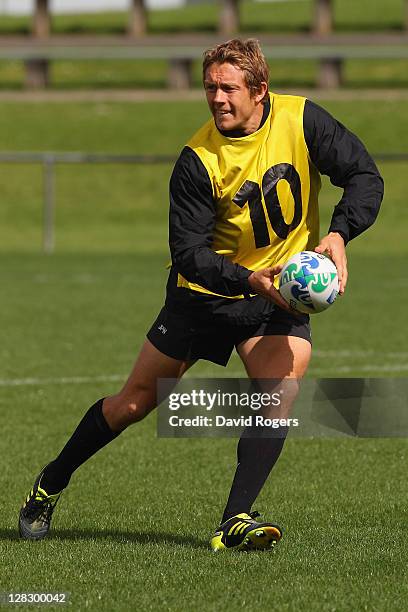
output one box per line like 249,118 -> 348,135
237,334 -> 311,379
103,339 -> 194,431
238,334 -> 311,419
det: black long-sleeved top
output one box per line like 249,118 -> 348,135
166,99 -> 384,324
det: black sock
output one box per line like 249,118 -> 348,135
221,424 -> 288,524
40,398 -> 119,494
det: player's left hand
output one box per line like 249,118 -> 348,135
314,232 -> 347,294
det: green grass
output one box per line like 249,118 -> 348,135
1,99 -> 407,610
0,99 -> 407,374
2,409 -> 407,611
0,99 -> 406,153
0,98 -> 407,255
1,251 -> 407,609
1,58 -> 408,91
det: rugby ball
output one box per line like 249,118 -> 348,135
279,251 -> 339,314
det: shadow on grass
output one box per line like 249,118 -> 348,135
0,83 -> 24,91
0,527 -> 208,550
55,25 -> 125,35
0,22 -> 404,36
344,80 -> 408,89
335,23 -> 404,33
51,81 -> 167,90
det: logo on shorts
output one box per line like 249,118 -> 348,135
158,324 -> 167,335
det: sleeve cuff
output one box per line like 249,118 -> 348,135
237,274 -> 253,298
328,226 -> 349,245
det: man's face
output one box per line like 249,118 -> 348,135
204,62 -> 266,134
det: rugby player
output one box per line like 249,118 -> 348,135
19,39 -> 383,551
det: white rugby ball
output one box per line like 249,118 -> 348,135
279,251 -> 339,314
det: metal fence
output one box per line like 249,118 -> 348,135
0,150 -> 406,253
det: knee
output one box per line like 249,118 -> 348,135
125,400 -> 148,424
103,388 -> 152,429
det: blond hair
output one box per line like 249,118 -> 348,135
203,38 -> 269,100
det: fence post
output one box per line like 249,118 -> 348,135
219,0 -> 240,35
167,59 -> 193,89
25,60 -> 49,89
25,0 -> 50,89
314,0 -> 333,35
128,0 -> 147,37
314,0 -> 341,91
33,0 -> 51,38
43,154 -> 55,254
318,58 -> 343,88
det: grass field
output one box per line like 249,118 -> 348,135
0,98 -> 407,610
2,58 -> 408,91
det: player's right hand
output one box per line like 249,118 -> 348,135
248,266 -> 296,313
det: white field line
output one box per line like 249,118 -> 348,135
256,0 -> 307,3
0,374 -> 125,387
313,350 -> 408,359
309,364 -> 408,374
196,364 -> 408,377
1,356 -> 408,387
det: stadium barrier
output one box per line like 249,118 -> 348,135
0,33 -> 408,89
2,0 -> 408,88
17,0 -> 365,40
22,0 -> 408,38
0,150 -> 406,253
1,33 -> 408,90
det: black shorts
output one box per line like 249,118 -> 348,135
147,305 -> 311,367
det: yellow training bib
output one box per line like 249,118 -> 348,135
178,93 -> 321,297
